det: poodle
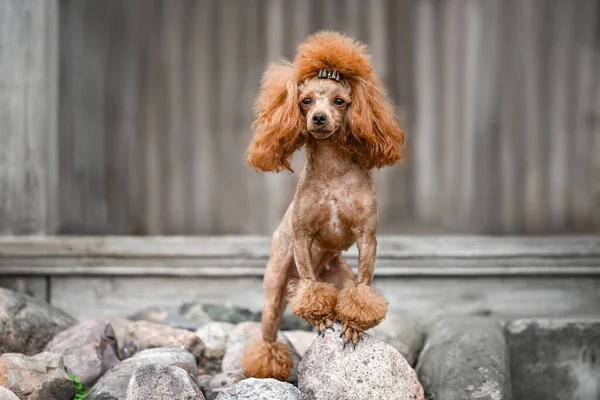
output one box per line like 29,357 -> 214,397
241,30 -> 405,381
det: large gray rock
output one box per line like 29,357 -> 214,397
197,372 -> 245,400
507,319 -> 600,400
87,347 -> 197,400
126,363 -> 205,400
0,387 -> 20,400
298,323 -> 424,400
195,322 -> 236,374
216,378 -> 301,400
416,317 -> 510,400
122,321 -> 205,362
0,288 -> 76,355
368,316 -> 425,367
44,319 -> 120,388
0,352 -> 76,400
221,322 -> 300,384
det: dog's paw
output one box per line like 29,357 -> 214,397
335,282 -> 387,333
287,278 -> 338,331
340,323 -> 364,349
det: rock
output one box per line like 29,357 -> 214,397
0,288 -> 76,355
195,322 -> 236,374
105,317 -> 134,359
282,331 -> 316,357
197,372 -> 245,400
298,323 -> 424,400
181,302 -> 256,325
416,317 -> 510,400
506,319 -> 600,400
221,322 -> 300,384
44,319 -> 120,388
163,314 -> 203,331
122,321 -> 205,362
0,352 -> 76,400
88,347 -> 197,400
0,386 -> 20,400
126,363 -> 205,400
216,378 -> 301,400
127,307 -> 168,324
368,316 -> 425,366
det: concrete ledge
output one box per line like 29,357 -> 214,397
506,319 -> 600,400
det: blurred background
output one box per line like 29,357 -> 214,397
2,0 -> 600,236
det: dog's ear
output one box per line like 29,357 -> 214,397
246,62 -> 307,173
344,77 -> 404,169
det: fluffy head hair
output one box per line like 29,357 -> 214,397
246,30 -> 404,172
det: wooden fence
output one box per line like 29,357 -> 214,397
2,0 -> 600,235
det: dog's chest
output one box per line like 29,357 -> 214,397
311,190 -> 368,250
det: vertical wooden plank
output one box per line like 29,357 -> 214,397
521,0 -> 548,233
469,0 -> 503,233
498,0 -> 524,233
382,0 -> 416,232
547,0 -> 576,232
162,0 -> 192,234
140,1 -> 165,234
239,0 -> 270,234
189,0 -> 217,234
413,0 -> 441,228
569,0 -> 600,232
439,1 -> 466,230
0,0 -> 58,234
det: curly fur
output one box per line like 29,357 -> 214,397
247,62 -> 307,172
335,282 -> 388,331
241,338 -> 293,381
287,279 -> 338,325
243,30 -> 400,380
246,30 -> 404,172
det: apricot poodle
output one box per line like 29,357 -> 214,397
241,30 -> 404,381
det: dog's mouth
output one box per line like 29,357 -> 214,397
309,128 -> 335,139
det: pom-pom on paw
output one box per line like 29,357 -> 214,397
335,283 -> 388,333
287,279 -> 338,332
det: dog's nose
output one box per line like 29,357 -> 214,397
312,114 -> 327,125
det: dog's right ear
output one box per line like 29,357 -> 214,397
246,62 -> 307,173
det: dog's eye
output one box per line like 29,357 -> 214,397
302,98 -> 311,105
334,98 -> 345,106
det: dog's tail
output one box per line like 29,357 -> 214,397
242,338 -> 293,381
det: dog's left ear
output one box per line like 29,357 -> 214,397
246,62 -> 307,173
344,77 -> 404,169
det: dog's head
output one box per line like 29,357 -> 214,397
247,31 -> 404,173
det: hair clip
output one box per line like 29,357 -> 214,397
318,68 -> 341,82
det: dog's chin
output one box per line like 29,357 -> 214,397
309,129 -> 335,140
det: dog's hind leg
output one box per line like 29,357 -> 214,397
242,229 -> 294,381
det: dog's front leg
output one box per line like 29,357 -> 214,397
288,235 -> 337,334
336,231 -> 388,346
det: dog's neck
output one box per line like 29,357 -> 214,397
305,136 -> 355,176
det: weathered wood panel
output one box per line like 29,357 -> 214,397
57,0 -> 600,235
0,0 -> 58,234
2,235 -> 599,320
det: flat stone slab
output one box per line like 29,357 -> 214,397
416,317 -> 510,400
506,319 -> 600,400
